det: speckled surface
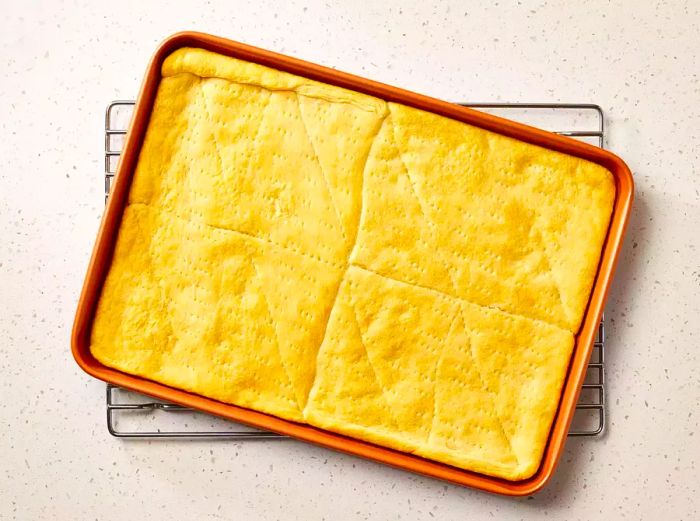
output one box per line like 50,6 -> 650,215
0,1 -> 698,519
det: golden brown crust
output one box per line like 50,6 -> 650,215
91,47 -> 615,480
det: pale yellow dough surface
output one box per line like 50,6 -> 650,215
91,47 -> 615,480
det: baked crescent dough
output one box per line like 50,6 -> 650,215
91,47 -> 615,480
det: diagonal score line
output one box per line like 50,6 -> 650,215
347,296 -> 402,432
301,113 -> 388,412
197,80 -> 344,268
389,116 -> 432,223
387,111 -> 573,332
350,263 -> 570,334
296,94 -> 348,241
251,261 -> 302,412
389,115 -> 467,309
392,120 -> 519,450
347,113 -> 389,259
300,272 -> 346,413
242,83 -> 274,178
458,305 -> 520,466
390,114 -> 485,318
534,224 -> 571,327
426,311 -> 460,446
127,202 -> 343,270
198,80 -> 226,183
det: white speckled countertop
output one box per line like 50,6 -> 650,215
1,0 -> 698,519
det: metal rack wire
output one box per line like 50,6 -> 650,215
103,100 -> 605,438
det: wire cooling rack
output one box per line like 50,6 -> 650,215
103,101 -> 606,438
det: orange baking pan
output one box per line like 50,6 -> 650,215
72,31 -> 633,496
